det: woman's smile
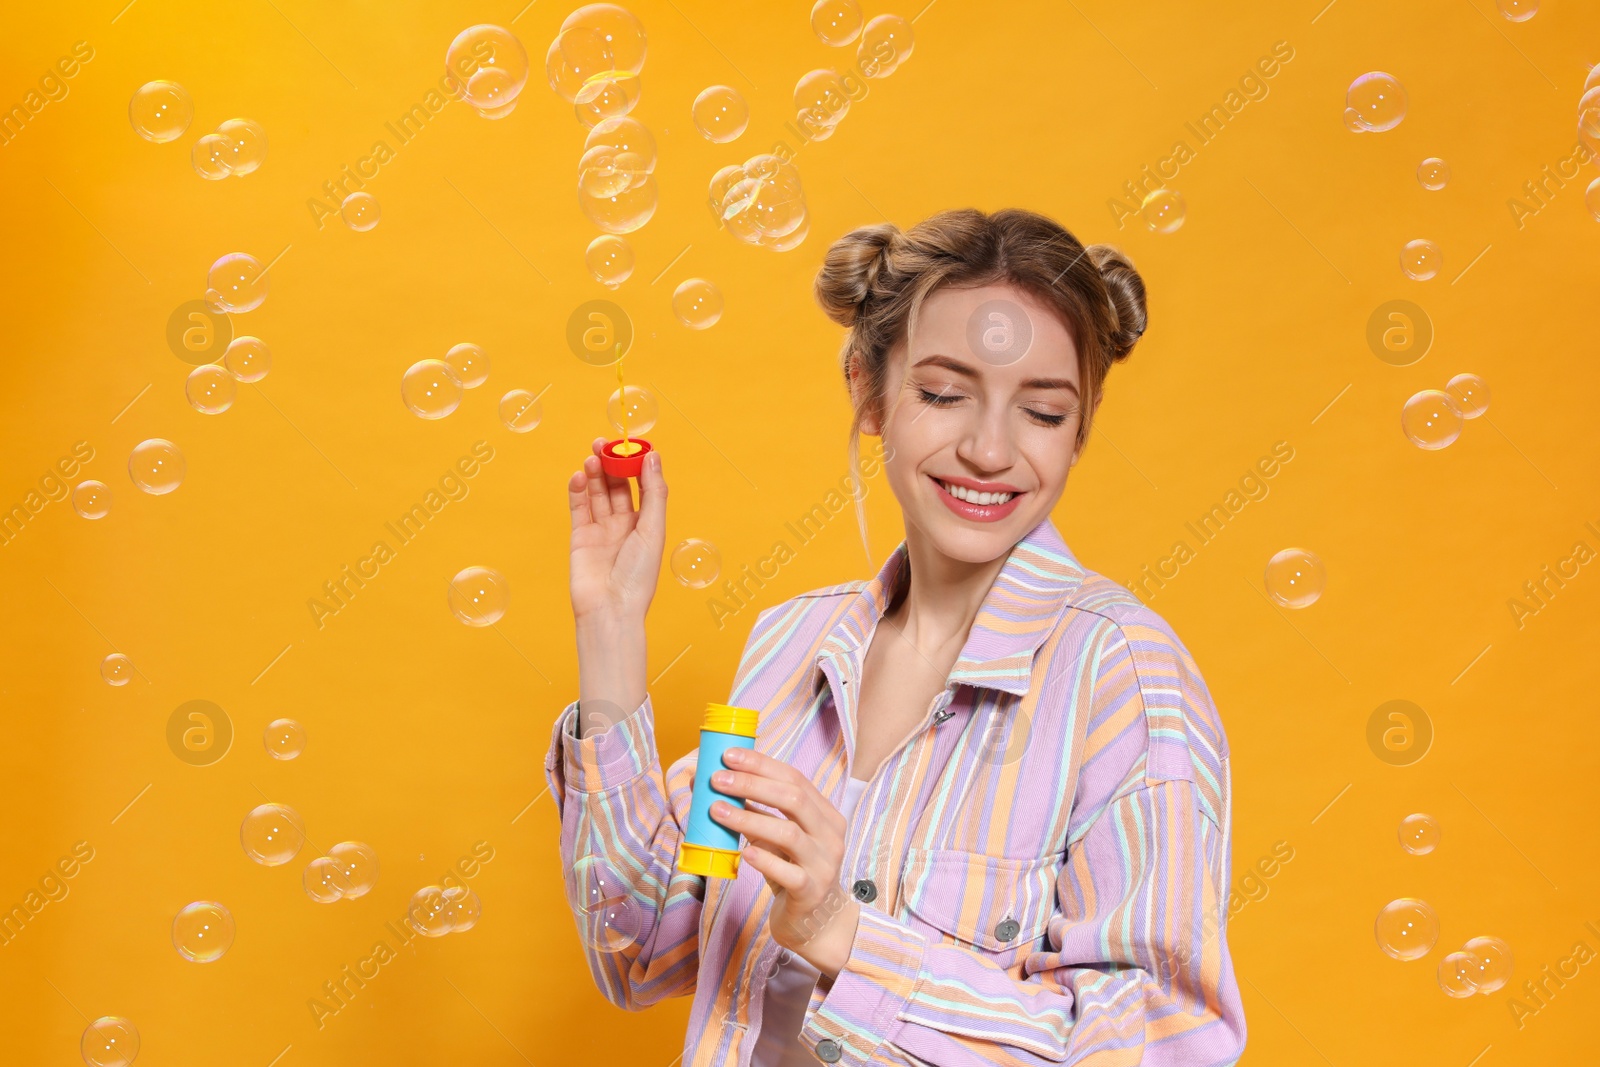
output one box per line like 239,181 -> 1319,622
928,474 -> 1026,522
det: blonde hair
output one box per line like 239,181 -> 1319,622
813,207 -> 1148,558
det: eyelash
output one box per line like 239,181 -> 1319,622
916,387 -> 1071,428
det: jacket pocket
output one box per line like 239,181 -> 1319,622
898,847 -> 1059,958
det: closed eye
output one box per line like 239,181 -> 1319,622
917,386 -> 963,407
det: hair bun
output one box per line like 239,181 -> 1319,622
814,222 -> 901,328
1084,244 -> 1148,361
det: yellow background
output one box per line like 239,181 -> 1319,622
1,0 -> 1597,1063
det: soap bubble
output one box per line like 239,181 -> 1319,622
545,5 -> 648,102
443,884 -> 482,932
1497,0 -> 1537,20
761,214 -> 810,252
1402,389 -> 1464,450
578,118 -> 659,233
1463,936 -> 1513,993
341,191 -> 380,231
1580,87 -> 1600,140
1444,373 -> 1489,418
579,179 -> 658,234
186,364 -> 236,414
206,252 -> 268,314
444,343 -> 490,388
223,336 -> 271,382
672,278 -> 723,329
795,69 -> 850,135
607,385 -> 659,436
1398,813 -> 1441,855
129,80 -> 192,143
477,99 -> 520,120
1586,176 -> 1600,222
240,803 -> 306,866
1140,188 -> 1186,234
128,439 -> 185,495
1400,239 -> 1441,281
1417,157 -> 1450,191
1341,107 -> 1365,133
74,480 -> 112,520
329,841 -> 380,898
671,539 -> 721,588
1345,72 -> 1407,132
1375,898 -> 1439,961
448,25 -> 531,110
172,900 -> 235,962
81,1016 -> 139,1067
1439,951 -> 1481,997
100,652 -> 132,686
693,85 -> 748,143
575,72 -> 641,127
586,234 -> 635,287
499,389 -> 543,432
857,14 -> 914,78
304,856 -> 351,903
713,154 -> 806,244
811,0 -> 863,46
401,359 -> 463,419
409,885 -> 454,936
1264,548 -> 1325,608
218,118 -> 267,176
573,856 -> 641,951
264,718 -> 305,760
448,565 -> 510,626
192,133 -> 232,180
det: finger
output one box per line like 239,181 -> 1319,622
568,470 -> 595,530
717,750 -> 836,839
583,453 -> 613,519
711,801 -> 822,870
636,449 -> 667,538
740,842 -> 807,895
592,436 -> 634,516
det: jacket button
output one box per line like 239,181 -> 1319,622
851,878 -> 876,903
995,917 -> 1021,942
815,1038 -> 842,1062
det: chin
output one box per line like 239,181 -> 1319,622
917,503 -> 1046,565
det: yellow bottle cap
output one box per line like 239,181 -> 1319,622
702,703 -> 759,737
679,842 -> 742,878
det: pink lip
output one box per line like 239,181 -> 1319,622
930,476 -> 1025,523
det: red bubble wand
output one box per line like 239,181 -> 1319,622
599,343 -> 653,479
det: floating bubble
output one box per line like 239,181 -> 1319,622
1497,0 -> 1537,20
206,253 -> 268,314
329,841 -> 380,898
1439,951 -> 1481,997
409,885 -> 454,937
573,855 -> 641,951
192,133 -> 232,180
1400,239 -> 1441,281
477,98 -> 520,120
1444,373 -> 1489,419
795,69 -> 850,134
401,359 -> 463,420
1398,813 -> 1441,855
1463,936 -> 1514,993
544,6 -> 648,102
811,0 -> 863,46
857,14 -> 913,78
1341,107 -> 1366,133
714,155 -> 806,243
693,85 -> 748,143
445,343 -> 490,388
1586,176 -> 1600,222
586,234 -> 635,287
607,385 -> 659,436
448,565 -> 510,626
448,25 -> 531,110
1345,72 -> 1407,132
672,278 -> 723,329
1140,188 -> 1186,234
74,480 -> 112,520
443,884 -> 482,932
186,364 -> 236,415
304,856 -> 351,903
582,116 -> 657,175
1580,87 -> 1600,140
100,652 -> 132,686
240,802 -> 306,866
1375,898 -> 1439,961
128,439 -> 185,495
1417,157 -> 1450,191
172,900 -> 235,962
575,72 -> 641,127
1264,548 -> 1325,608
264,718 -> 305,760
1402,389 -> 1464,450
217,118 -> 267,176
671,539 -> 721,588
761,213 -> 810,252
129,81 -> 192,143
499,389 -> 543,432
341,191 -> 380,231
223,336 -> 271,382
81,1016 -> 139,1067
579,179 -> 658,234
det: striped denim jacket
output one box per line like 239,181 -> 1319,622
544,516 -> 1246,1065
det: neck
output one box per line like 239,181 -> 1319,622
886,519 -> 1013,660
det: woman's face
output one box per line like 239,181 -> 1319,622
859,283 -> 1086,565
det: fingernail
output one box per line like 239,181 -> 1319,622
712,770 -> 732,786
723,749 -> 743,764
648,452 -> 660,471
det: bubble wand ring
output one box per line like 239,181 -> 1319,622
599,343 -> 653,478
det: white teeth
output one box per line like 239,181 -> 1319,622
939,480 -> 1013,506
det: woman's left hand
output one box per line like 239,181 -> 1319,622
708,747 -> 862,978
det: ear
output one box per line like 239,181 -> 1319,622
848,356 -> 884,436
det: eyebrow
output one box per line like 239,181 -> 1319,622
911,354 -> 1080,395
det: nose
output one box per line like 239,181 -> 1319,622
954,397 -> 1018,475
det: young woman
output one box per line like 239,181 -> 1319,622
547,208 -> 1246,1066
